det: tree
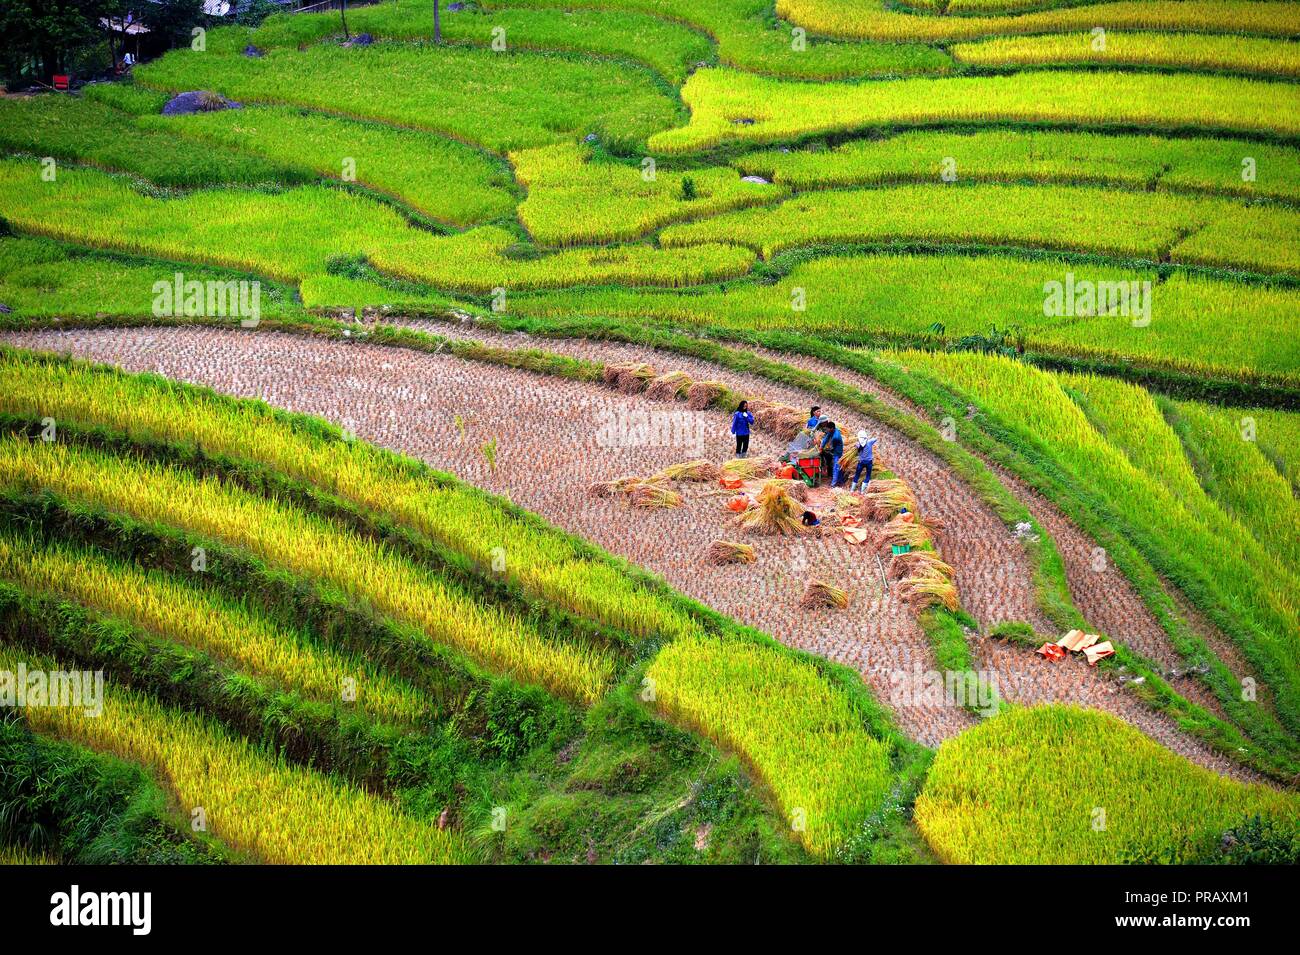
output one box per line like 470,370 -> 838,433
432,0 -> 439,43
339,0 -> 348,40
0,0 -> 117,84
138,0 -> 207,48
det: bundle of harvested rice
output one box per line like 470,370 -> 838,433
882,514 -> 933,549
736,479 -> 808,536
704,539 -> 757,565
603,362 -> 656,394
646,370 -> 693,402
687,380 -> 727,410
721,456 -> 776,480
628,483 -> 684,508
895,568 -> 959,612
839,441 -> 859,475
863,479 -> 918,521
799,579 -> 850,610
887,550 -> 955,582
619,363 -> 657,394
655,459 -> 721,483
588,475 -> 647,498
832,489 -> 864,515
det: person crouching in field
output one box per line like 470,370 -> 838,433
731,400 -> 755,458
850,431 -> 878,492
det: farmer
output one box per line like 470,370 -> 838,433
806,406 -> 822,430
818,420 -> 844,487
801,509 -> 820,527
731,400 -> 755,458
850,431 -> 879,492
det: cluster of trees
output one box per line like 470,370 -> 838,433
0,0 -> 273,87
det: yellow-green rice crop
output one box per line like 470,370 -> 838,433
915,704 -> 1300,864
491,0 -> 953,79
297,273 -> 449,312
0,93 -> 294,189
370,225 -> 756,292
885,350 -> 1300,719
146,105 -> 517,226
649,67 -> 1300,153
951,31 -> 1300,78
0,534 -> 430,726
660,183 -> 1300,276
1168,202 -> 1300,276
1170,400 -> 1300,572
0,646 -> 470,864
0,161 -> 753,291
646,636 -> 894,858
734,130 -> 1300,203
135,40 -> 680,154
777,0 -> 1300,42
0,439 -> 615,703
0,352 -> 709,648
1244,408 -> 1300,491
510,255 -> 1300,386
0,237 -> 303,322
512,143 -> 785,245
242,4 -> 714,86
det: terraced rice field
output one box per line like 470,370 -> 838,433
0,0 -> 1296,873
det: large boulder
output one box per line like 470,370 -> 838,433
161,90 -> 240,115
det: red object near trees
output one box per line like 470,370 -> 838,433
52,75 -> 70,90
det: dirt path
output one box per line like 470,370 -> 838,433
0,325 -> 1262,779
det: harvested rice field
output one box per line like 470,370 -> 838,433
0,0 -> 1296,900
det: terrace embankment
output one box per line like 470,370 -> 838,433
0,325 -> 1260,779
741,344 -> 1249,718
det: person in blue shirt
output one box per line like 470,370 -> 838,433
806,406 -> 821,431
731,400 -> 755,457
850,430 -> 879,492
818,420 -> 844,486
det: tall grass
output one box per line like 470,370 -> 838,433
650,67 -> 1300,153
0,843 -> 57,864
646,636 -> 895,858
0,646 -> 470,864
0,438 -> 615,703
0,533 -> 430,726
915,704 -> 1300,864
660,182 -> 1300,276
